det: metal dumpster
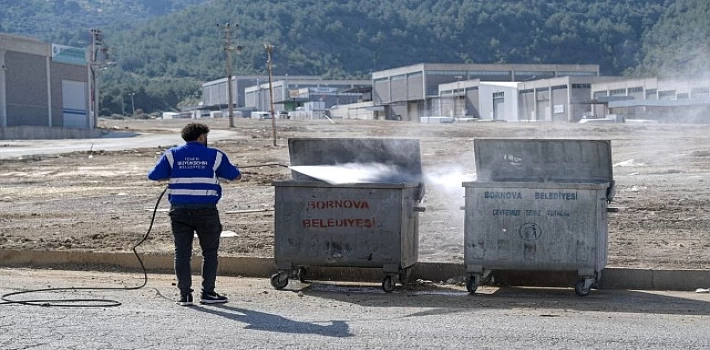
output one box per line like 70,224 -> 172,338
462,139 -> 615,296
271,138 -> 425,292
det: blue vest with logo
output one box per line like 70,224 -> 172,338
148,142 -> 240,205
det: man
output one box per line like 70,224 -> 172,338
148,122 -> 241,306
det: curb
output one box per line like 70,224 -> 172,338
1,249 -> 708,291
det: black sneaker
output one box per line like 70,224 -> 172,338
200,291 -> 228,304
176,293 -> 193,306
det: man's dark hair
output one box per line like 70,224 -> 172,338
181,122 -> 210,142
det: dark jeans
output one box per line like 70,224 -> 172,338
168,205 -> 222,295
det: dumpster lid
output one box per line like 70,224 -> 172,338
287,138 -> 423,185
473,139 -> 613,184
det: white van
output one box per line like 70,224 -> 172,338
251,111 -> 272,120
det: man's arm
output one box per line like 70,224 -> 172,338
148,152 -> 172,181
216,151 -> 241,181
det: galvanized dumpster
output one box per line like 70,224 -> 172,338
462,139 -> 615,296
271,138 -> 425,292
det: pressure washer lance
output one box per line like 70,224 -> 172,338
237,162 -> 289,169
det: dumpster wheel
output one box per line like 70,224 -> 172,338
574,279 -> 593,297
270,273 -> 289,290
382,276 -> 395,293
466,274 -> 481,294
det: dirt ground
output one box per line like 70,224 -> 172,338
1,118 -> 709,270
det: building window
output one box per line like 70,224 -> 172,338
628,87 -> 643,93
468,70 -> 509,76
609,88 -> 625,96
690,87 -> 709,99
645,88 -> 657,97
391,74 -> 406,81
557,71 -> 598,77
593,91 -> 607,98
658,90 -> 676,99
677,93 -> 689,99
426,70 -> 467,76
551,85 -> 568,91
493,92 -> 504,98
515,71 -> 554,77
572,83 -> 591,89
519,89 -> 534,94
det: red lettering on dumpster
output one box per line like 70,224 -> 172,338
302,218 -> 376,229
308,200 -> 370,210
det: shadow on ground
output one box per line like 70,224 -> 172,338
279,280 -> 710,317
195,304 -> 353,338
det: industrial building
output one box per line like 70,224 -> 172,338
371,63 -> 600,121
244,78 -> 370,114
201,62 -> 708,124
515,76 -> 625,122
201,75 -> 321,109
434,80 -> 520,122
590,78 -> 710,123
0,33 -> 92,139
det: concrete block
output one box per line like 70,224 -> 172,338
599,268 -> 654,290
652,270 -> 710,291
2,250 -> 710,292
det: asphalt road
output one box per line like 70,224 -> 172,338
0,129 -> 240,159
1,268 -> 709,349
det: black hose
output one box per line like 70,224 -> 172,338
0,187 -> 167,308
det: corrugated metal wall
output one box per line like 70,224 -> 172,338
551,86 -> 569,122
407,73 -> 423,100
390,76 -> 406,102
519,91 -> 535,121
374,79 -> 390,104
536,89 -> 550,121
5,51 -> 48,126
466,88 -> 480,118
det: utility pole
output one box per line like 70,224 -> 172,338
129,92 -> 136,117
89,28 -> 104,128
264,42 -> 277,146
218,23 -> 242,128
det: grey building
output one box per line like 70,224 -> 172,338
0,33 -> 91,134
372,63 -> 600,121
516,76 -> 623,122
435,80 -> 520,121
245,79 -> 370,112
201,75 -> 321,109
590,78 -> 710,122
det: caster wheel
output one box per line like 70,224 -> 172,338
270,273 -> 288,290
382,276 -> 395,293
297,267 -> 308,283
466,274 -> 480,294
575,280 -> 591,297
